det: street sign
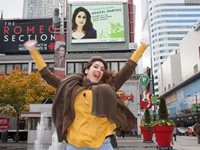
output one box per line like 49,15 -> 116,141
139,74 -> 150,86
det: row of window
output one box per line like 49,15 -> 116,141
151,31 -> 188,38
152,43 -> 180,50
153,14 -> 200,20
151,9 -> 200,16
151,25 -> 193,33
153,49 -> 174,55
151,20 -> 197,27
0,61 -> 127,75
152,37 -> 183,44
153,3 -> 200,8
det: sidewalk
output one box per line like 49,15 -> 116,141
0,136 -> 158,150
117,136 -> 157,150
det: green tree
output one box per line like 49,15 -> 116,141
144,109 -> 151,124
158,97 -> 168,120
0,68 -> 55,142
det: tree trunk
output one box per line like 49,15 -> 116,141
14,115 -> 20,142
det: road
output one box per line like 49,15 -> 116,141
172,135 -> 199,150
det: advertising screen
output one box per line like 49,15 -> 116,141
0,18 -> 55,54
71,4 -> 125,43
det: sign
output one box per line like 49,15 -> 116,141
0,118 -> 10,130
117,90 -> 134,105
0,18 -> 55,54
139,74 -> 149,86
152,95 -> 158,105
54,34 -> 66,79
71,4 -> 125,43
140,90 -> 152,109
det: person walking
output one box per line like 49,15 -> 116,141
173,126 -> 177,141
194,121 -> 200,144
24,40 -> 148,150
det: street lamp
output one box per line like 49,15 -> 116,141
194,95 -> 199,122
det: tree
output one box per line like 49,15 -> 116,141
144,109 -> 151,125
0,68 -> 55,142
158,97 -> 168,120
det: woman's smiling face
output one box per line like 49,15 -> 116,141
85,61 -> 105,83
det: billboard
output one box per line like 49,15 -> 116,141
68,2 -> 130,52
71,4 -> 125,43
0,18 -> 55,54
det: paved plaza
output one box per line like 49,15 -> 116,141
0,136 -> 200,150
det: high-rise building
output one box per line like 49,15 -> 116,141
146,0 -> 200,96
23,0 -> 59,19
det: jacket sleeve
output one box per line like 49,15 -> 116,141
39,67 -> 61,88
113,43 -> 148,90
25,40 -> 61,88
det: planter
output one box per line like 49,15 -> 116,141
155,126 -> 173,147
141,127 -> 154,142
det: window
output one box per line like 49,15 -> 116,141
0,65 -> 6,74
75,63 -> 83,73
111,62 -> 118,72
67,63 -> 74,74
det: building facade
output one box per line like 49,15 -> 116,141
158,25 -> 200,126
23,0 -> 59,19
147,0 -> 200,96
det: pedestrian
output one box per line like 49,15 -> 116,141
173,126 -> 177,141
120,131 -> 126,138
194,121 -> 200,144
24,40 -> 148,150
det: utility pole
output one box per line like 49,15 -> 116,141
195,95 -> 199,122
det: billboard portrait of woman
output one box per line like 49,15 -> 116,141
72,7 -> 97,40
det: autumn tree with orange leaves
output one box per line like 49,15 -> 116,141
0,67 -> 55,141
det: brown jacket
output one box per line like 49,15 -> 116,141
39,60 -> 137,142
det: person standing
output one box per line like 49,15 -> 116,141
194,121 -> 200,144
24,40 -> 148,150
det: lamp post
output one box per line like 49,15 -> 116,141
195,95 -> 199,122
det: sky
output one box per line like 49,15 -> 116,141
0,0 -> 24,19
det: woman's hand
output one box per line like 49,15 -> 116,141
24,40 -> 47,71
130,40 -> 149,63
24,40 -> 37,51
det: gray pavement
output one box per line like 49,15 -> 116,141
0,136 -> 157,150
0,136 -> 199,150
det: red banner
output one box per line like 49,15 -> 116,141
0,118 -> 10,130
140,90 -> 152,109
53,34 -> 66,79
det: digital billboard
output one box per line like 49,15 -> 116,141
0,18 -> 55,54
67,2 -> 130,52
71,4 -> 125,43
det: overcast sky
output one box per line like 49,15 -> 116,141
0,0 -> 24,19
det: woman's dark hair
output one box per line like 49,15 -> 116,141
83,56 -> 108,75
72,7 -> 94,32
83,56 -> 116,86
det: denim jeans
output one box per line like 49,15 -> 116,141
66,137 -> 113,150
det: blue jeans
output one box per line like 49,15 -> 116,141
66,137 -> 113,150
